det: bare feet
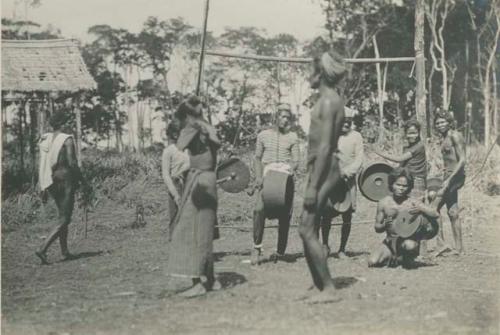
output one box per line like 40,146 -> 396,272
451,249 -> 464,256
179,283 -> 207,298
251,248 -> 263,265
35,251 -> 49,265
205,278 -> 222,291
269,252 -> 284,263
305,288 -> 342,305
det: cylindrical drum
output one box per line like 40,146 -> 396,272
262,170 -> 294,219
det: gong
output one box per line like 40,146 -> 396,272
393,208 -> 422,238
358,162 -> 394,202
216,157 -> 250,193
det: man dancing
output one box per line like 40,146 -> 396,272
299,50 -> 346,303
251,103 -> 299,265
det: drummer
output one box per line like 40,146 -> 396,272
320,109 -> 364,259
368,167 -> 439,268
251,103 -> 300,265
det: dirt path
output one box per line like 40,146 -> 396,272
2,187 -> 499,335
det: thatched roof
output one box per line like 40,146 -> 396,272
1,39 -> 96,92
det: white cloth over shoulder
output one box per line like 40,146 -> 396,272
38,132 -> 72,191
263,162 -> 292,177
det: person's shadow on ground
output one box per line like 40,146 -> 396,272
333,276 -> 358,289
217,271 -> 247,289
59,250 -> 104,262
402,259 -> 438,270
214,251 -> 250,262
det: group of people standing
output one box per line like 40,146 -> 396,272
36,49 -> 466,303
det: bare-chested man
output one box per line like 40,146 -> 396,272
299,51 -> 346,303
368,167 -> 439,268
36,110 -> 91,264
434,111 -> 466,256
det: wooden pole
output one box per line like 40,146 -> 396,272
415,0 -> 427,138
74,96 -> 82,167
192,50 -> 415,64
373,36 -> 384,141
195,0 -> 210,96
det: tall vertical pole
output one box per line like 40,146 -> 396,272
415,0 -> 427,138
196,0 -> 210,96
74,95 -> 82,167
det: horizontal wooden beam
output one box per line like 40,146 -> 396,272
191,50 -> 415,64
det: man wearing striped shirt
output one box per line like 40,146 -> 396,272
251,103 -> 300,265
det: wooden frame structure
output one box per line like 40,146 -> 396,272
194,0 -> 427,136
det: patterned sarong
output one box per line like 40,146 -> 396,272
166,169 -> 217,278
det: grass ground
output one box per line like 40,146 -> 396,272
2,173 -> 499,335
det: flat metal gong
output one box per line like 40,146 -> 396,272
358,162 -> 394,202
216,157 -> 250,193
393,208 -> 422,238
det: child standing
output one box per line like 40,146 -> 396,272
162,121 -> 190,239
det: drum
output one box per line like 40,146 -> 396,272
393,208 -> 422,238
358,162 -> 394,202
330,178 -> 351,213
262,170 -> 294,219
216,157 -> 250,193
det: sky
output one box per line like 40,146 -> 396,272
1,0 -> 325,41
1,0 -> 324,141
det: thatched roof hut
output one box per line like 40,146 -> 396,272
1,39 -> 96,92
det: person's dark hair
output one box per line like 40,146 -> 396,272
404,119 -> 421,134
48,110 -> 69,131
434,109 -> 455,125
314,49 -> 347,86
352,113 -> 363,129
166,121 -> 181,139
175,95 -> 202,121
388,167 -> 414,194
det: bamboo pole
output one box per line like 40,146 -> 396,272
195,0 -> 210,96
373,36 -> 384,141
191,50 -> 415,64
415,0 -> 427,138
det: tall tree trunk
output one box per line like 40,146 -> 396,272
415,0 -> 427,138
493,62 -> 498,141
113,61 -> 123,152
483,19 -> 500,145
29,101 -> 37,185
74,98 -> 83,167
18,102 -> 26,175
427,66 -> 435,138
2,103 -> 7,146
